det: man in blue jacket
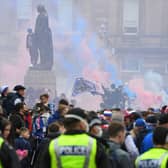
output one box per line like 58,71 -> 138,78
48,99 -> 69,125
141,114 -> 168,153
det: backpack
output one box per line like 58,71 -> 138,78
108,148 -> 120,168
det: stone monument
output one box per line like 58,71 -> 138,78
24,5 -> 56,100
24,69 -> 56,99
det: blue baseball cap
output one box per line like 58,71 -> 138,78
135,118 -> 146,128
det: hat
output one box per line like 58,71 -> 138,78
159,114 -> 168,125
112,113 -> 124,123
14,85 -> 26,91
135,118 -> 146,128
65,108 -> 88,122
103,111 -> 112,117
0,85 -> 8,94
131,112 -> 142,121
124,110 -> 133,119
59,99 -> 69,106
146,115 -> 157,125
89,117 -> 102,128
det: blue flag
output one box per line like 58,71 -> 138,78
72,78 -> 97,97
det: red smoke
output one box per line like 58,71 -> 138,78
129,79 -> 162,109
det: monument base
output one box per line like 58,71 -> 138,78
24,68 -> 57,99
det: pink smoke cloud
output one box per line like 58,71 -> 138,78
78,36 -> 111,86
83,67 -> 109,84
0,31 -> 30,88
79,40 -> 94,62
129,79 -> 162,109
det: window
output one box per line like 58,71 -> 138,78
123,0 -> 139,35
121,59 -> 140,72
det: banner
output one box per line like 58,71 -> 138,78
72,78 -> 98,97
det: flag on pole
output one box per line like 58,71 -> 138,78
72,78 -> 98,97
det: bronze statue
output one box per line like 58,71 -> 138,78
27,5 -> 54,70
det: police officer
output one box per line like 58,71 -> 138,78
0,137 -> 21,168
38,108 -> 110,168
135,127 -> 168,168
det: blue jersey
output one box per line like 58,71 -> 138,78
33,113 -> 50,139
141,132 -> 153,153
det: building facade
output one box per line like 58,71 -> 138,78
77,0 -> 168,83
1,0 -> 168,85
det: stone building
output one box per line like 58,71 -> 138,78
77,0 -> 168,83
37,0 -> 168,89
1,0 -> 168,86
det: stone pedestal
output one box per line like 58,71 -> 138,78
24,69 -> 57,99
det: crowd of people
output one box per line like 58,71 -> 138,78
1,84 -> 168,168
100,84 -> 132,109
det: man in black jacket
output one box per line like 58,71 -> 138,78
3,85 -> 26,116
10,103 -> 26,138
37,108 -> 111,168
33,122 -> 61,168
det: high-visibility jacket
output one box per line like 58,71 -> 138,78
135,148 -> 168,168
49,134 -> 97,168
0,137 -> 4,168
